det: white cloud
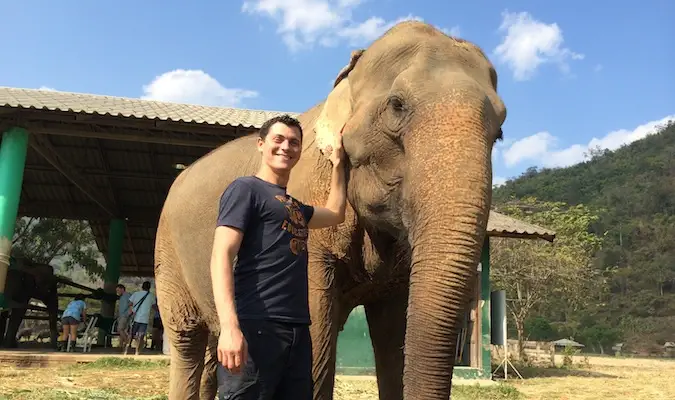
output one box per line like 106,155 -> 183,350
442,26 -> 461,38
502,131 -> 554,167
141,69 -> 258,107
493,176 -> 507,188
502,115 -> 675,168
241,0 -> 459,51
493,11 -> 584,81
38,86 -> 57,91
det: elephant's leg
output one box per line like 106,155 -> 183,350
165,325 -> 208,400
200,332 -> 219,400
155,262 -> 208,399
364,288 -> 408,400
308,257 -> 342,400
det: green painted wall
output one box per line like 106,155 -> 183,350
335,306 -> 375,375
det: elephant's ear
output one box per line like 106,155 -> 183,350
314,49 -> 365,156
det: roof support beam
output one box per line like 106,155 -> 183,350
19,201 -> 159,224
27,133 -> 118,217
24,164 -> 177,183
24,122 -> 227,148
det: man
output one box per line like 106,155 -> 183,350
115,284 -> 131,351
126,281 -> 157,355
211,114 -> 347,399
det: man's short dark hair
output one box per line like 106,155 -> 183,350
258,114 -> 303,141
74,293 -> 85,301
142,281 -> 151,291
116,284 -> 125,290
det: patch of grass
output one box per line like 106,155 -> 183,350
68,357 -> 169,370
3,354 -> 675,399
451,384 -> 523,400
0,387 -> 166,400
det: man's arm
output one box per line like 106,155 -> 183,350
308,128 -> 348,229
308,163 -> 347,229
210,226 -> 244,331
212,179 -> 253,372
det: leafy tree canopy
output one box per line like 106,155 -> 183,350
12,217 -> 105,280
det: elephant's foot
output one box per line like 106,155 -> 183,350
365,289 -> 408,400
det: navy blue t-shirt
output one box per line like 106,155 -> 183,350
217,176 -> 315,325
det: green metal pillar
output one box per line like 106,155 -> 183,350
0,127 -> 29,309
104,219 -> 125,288
480,237 -> 492,378
99,218 -> 125,345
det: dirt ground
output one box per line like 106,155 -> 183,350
0,355 -> 673,400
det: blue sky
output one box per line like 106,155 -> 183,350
2,0 -> 673,185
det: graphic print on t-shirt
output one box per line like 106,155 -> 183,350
275,194 -> 309,255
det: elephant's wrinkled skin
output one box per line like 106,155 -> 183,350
0,260 -> 60,349
155,21 -> 506,400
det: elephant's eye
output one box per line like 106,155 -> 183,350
388,96 -> 406,113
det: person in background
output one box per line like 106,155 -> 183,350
151,307 -> 163,351
125,281 -> 157,355
115,284 -> 131,351
59,293 -> 87,351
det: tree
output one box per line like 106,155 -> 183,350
490,197 -> 604,358
583,145 -> 612,162
12,217 -> 105,279
491,122 -> 675,352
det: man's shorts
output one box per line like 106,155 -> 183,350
61,316 -> 79,326
217,319 -> 312,400
131,322 -> 148,337
117,316 -> 129,333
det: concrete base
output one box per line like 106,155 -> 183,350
0,348 -> 167,367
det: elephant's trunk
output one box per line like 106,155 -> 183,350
401,98 -> 493,399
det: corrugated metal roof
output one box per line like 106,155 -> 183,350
488,211 -> 556,242
0,86 -> 299,128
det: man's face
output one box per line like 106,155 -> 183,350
257,122 -> 303,173
115,287 -> 123,296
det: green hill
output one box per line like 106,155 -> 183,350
493,120 -> 675,354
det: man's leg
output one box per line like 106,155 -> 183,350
118,317 -> 129,351
217,320 -> 293,400
134,323 -> 148,355
274,324 -> 313,400
124,322 -> 135,355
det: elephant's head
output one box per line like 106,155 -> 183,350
313,21 -> 506,399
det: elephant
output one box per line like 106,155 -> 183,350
154,20 -> 506,400
0,258 -> 60,349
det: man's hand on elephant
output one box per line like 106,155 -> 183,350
217,327 -> 248,374
329,124 -> 346,167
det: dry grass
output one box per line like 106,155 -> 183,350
506,355 -> 675,400
0,355 -> 673,399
